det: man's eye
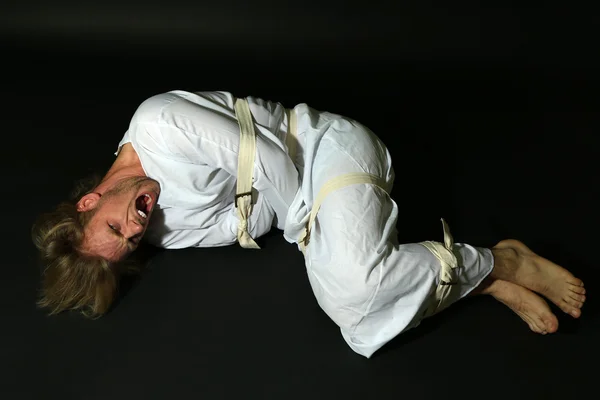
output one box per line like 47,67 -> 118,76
108,224 -> 117,231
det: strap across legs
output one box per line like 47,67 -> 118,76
233,98 -> 261,249
299,173 -> 388,255
420,218 -> 459,316
299,170 -> 460,316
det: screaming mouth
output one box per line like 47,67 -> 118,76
135,194 -> 151,219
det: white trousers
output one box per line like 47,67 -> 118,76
298,111 -> 494,358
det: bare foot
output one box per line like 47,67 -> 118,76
492,239 -> 586,318
488,279 -> 559,334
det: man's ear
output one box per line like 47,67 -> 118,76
76,193 -> 101,212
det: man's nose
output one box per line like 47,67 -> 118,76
129,220 -> 144,235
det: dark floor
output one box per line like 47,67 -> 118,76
2,4 -> 599,399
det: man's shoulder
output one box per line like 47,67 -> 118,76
131,90 -> 234,125
130,92 -> 180,125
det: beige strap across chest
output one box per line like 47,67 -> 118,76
233,99 -> 300,249
233,98 -> 261,249
285,108 -> 299,164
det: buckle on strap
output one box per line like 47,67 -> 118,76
234,191 -> 252,207
440,280 -> 458,286
301,223 -> 311,246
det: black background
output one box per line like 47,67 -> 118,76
1,2 -> 598,399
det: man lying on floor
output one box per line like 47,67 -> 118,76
32,91 -> 586,358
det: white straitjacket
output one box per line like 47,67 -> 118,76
117,91 -> 494,358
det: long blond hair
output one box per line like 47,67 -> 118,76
32,176 -> 139,318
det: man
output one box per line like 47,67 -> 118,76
33,90 -> 586,358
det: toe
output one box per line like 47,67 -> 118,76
542,315 -> 559,333
529,322 -> 544,333
519,313 -> 544,333
567,278 -> 584,287
531,317 -> 546,333
568,293 -> 586,303
563,296 -> 584,308
569,286 -> 586,295
559,300 -> 582,318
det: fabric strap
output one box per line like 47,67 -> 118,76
285,108 -> 299,163
234,98 -> 457,312
420,218 -> 459,316
233,98 -> 261,249
297,167 -> 459,316
298,173 -> 388,255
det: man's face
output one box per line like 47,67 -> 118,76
79,177 -> 161,262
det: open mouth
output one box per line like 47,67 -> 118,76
135,193 -> 153,220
